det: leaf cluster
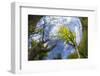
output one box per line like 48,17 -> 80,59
58,25 -> 76,47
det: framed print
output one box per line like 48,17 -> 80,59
11,2 -> 97,74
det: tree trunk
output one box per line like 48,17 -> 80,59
75,46 -> 80,58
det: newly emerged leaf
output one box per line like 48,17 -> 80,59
58,25 -> 76,46
58,25 -> 80,58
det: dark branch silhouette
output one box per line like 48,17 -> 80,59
28,40 -> 57,60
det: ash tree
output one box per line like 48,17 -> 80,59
58,25 -> 80,58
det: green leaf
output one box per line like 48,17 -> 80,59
31,40 -> 37,47
58,25 -> 76,46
